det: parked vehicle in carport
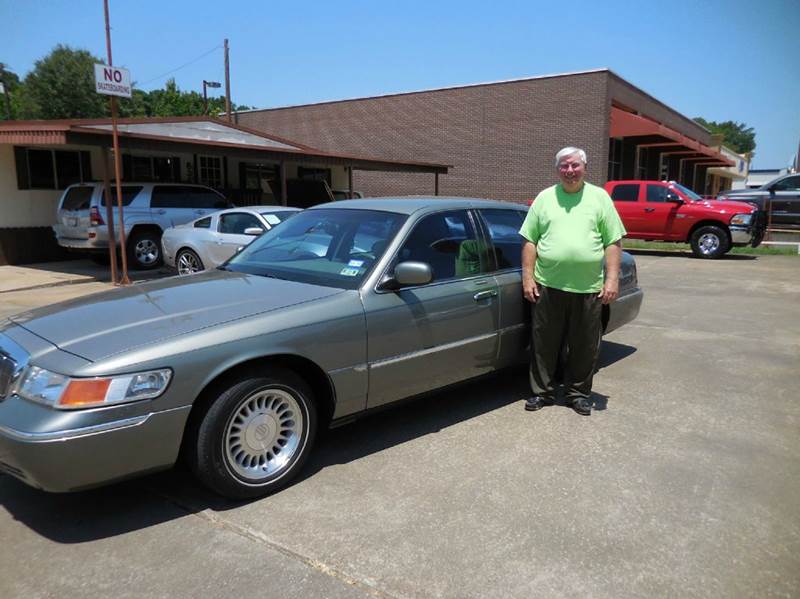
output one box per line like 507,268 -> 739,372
605,180 -> 766,259
53,182 -> 231,270
162,206 -> 301,275
716,173 -> 800,229
0,198 -> 642,499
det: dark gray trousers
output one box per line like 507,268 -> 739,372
529,286 -> 603,403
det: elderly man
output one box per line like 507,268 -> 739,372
519,147 -> 626,415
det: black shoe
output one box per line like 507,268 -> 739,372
571,398 -> 591,416
525,395 -> 554,411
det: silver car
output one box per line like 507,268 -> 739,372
53,182 -> 230,270
0,198 -> 643,499
162,206 -> 301,275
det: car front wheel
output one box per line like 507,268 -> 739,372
189,369 -> 318,499
176,248 -> 204,275
690,225 -> 730,259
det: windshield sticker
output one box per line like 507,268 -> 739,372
340,267 -> 361,277
348,259 -> 364,267
263,214 -> 281,225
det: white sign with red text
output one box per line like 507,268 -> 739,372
94,64 -> 131,98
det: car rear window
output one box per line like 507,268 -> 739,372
60,186 -> 94,211
100,186 -> 144,207
610,184 -> 640,202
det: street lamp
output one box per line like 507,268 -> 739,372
203,80 -> 222,115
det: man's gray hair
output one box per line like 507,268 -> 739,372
555,147 -> 587,167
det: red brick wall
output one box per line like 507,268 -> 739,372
237,72 -> 612,204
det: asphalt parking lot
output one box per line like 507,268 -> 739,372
1,253 -> 798,599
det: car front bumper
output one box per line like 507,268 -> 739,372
730,211 -> 766,247
0,402 -> 190,492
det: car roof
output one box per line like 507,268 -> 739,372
308,197 -> 527,215
218,205 -> 301,213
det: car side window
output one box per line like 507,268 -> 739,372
646,185 -> 670,203
100,185 -> 143,207
396,210 -> 489,282
152,186 -> 189,208
188,187 -> 228,209
611,184 -> 640,202
194,217 -> 212,229
219,212 -> 262,235
478,208 -> 525,271
773,176 -> 800,192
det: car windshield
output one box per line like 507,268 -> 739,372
259,210 -> 298,226
672,183 -> 703,200
225,208 -> 406,289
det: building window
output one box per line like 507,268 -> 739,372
635,147 -> 649,179
121,155 -> 181,182
297,166 -> 331,185
608,138 -> 623,181
15,147 -> 92,190
199,155 -> 223,188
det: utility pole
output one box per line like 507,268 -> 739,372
224,38 -> 232,122
103,0 -> 130,285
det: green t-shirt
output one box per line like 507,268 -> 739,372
519,182 -> 626,293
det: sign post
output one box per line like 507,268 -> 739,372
96,0 -> 131,285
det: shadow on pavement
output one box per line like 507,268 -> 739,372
0,341 -> 637,541
624,249 -> 757,260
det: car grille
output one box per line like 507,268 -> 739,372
0,335 -> 29,402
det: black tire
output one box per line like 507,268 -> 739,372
127,229 -> 163,270
188,368 -> 318,499
690,225 -> 730,259
176,248 -> 205,275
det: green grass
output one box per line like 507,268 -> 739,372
621,239 -> 798,256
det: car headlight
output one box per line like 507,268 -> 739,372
730,213 -> 753,226
11,366 -> 172,410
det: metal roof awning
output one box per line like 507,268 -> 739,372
0,116 -> 451,174
609,107 -> 733,167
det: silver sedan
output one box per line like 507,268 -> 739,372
0,198 -> 642,499
162,205 -> 301,275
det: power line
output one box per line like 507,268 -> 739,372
137,45 -> 222,87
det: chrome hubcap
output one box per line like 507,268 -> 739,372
698,233 -> 720,255
135,239 -> 159,265
224,388 -> 303,481
177,251 -> 201,275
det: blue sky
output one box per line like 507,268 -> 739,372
4,0 -> 799,169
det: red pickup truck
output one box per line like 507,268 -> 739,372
604,180 -> 766,259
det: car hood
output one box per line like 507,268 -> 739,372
695,199 -> 757,212
719,189 -> 766,198
9,270 -> 344,361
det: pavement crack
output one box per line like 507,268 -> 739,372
147,487 -> 400,599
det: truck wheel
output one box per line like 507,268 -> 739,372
188,368 -> 318,499
690,226 -> 729,259
127,229 -> 163,270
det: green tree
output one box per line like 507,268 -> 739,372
694,117 -> 756,155
23,45 -> 108,119
0,62 -> 21,119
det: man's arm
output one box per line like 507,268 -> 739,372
598,240 -> 622,304
522,241 -> 540,303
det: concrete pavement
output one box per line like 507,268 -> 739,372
1,253 -> 798,598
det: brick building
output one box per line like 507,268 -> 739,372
234,68 -> 733,202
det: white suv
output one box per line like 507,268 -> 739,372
53,182 -> 230,269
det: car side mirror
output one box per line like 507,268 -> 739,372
244,227 -> 265,236
665,193 -> 683,204
378,261 -> 433,290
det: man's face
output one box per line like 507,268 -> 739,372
557,153 -> 586,191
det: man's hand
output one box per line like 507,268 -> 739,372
597,277 -> 618,304
523,277 -> 540,303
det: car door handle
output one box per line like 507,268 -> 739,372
154,209 -> 167,215
644,207 -> 655,213
473,289 -> 498,301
